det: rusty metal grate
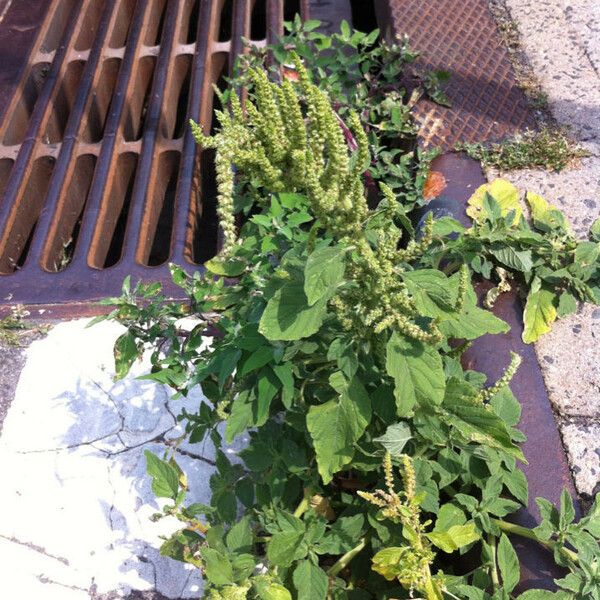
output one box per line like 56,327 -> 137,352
0,0 -> 308,308
375,0 -> 536,150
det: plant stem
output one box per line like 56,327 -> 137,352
327,538 -> 367,577
493,519 -> 579,565
488,533 -> 500,592
293,496 -> 310,519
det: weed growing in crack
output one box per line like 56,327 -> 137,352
457,127 -> 589,172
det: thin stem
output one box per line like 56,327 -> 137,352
293,495 -> 310,519
493,519 -> 579,565
488,533 -> 500,591
327,538 -> 367,577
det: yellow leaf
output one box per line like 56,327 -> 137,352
526,191 -> 570,232
466,179 -> 521,225
522,288 -> 557,343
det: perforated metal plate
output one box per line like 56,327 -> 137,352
375,0 -> 536,150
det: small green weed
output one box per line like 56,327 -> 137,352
457,127 -> 588,172
0,305 -> 48,346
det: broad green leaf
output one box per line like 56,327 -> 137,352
225,391 -> 253,443
426,523 -> 479,553
489,386 -> 521,427
523,288 -> 557,343
557,292 -> 577,318
443,393 -> 526,462
239,346 -> 274,376
316,515 -> 365,554
272,363 -> 294,408
254,577 -> 293,600
304,245 -> 345,306
526,192 -> 570,232
114,332 -> 138,380
574,240 -> 599,268
433,504 -> 466,531
490,246 -> 533,273
293,560 -> 328,600
559,488 -> 576,529
226,516 -> 253,553
267,530 -> 305,567
467,179 -> 521,225
205,257 -> 246,276
306,377 -> 371,484
255,368 -> 281,425
386,332 -> 445,415
145,451 -> 179,500
497,533 -> 519,593
402,269 -> 455,318
371,547 -> 405,581
200,547 -> 233,585
373,422 -> 412,456
503,468 -> 528,505
259,281 -> 327,341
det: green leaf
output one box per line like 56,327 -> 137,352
239,346 -> 274,376
517,591 -> 571,599
559,488 -> 576,529
306,377 -> 371,484
386,332 -> 445,416
259,281 -> 327,341
293,560 -> 328,600
443,393 -> 525,462
145,451 -> 179,500
114,332 -> 138,380
272,363 -> 294,408
200,547 -> 233,585
575,240 -> 599,268
503,468 -> 528,505
373,422 -> 412,456
490,246 -> 533,272
226,516 -> 253,553
433,504 -> 466,531
267,530 -> 305,567
557,292 -> 577,318
426,523 -> 479,553
402,269 -> 455,318
205,257 -> 246,276
317,515 -> 365,554
497,533 -> 519,593
467,179 -> 522,225
254,578 -> 293,600
527,191 -> 570,233
523,288 -> 557,343
225,391 -> 253,443
304,245 -> 345,306
255,368 -> 281,425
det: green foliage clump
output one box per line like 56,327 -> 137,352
457,128 -> 588,172
96,22 -> 600,600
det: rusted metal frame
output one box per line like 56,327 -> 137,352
23,0 -> 118,274
429,152 -> 578,591
70,0 -> 149,270
0,0 -> 86,274
172,0 -> 223,264
120,0 -> 182,266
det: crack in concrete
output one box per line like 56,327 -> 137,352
38,573 -> 89,592
0,532 -> 70,565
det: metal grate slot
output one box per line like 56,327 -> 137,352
90,152 -> 138,269
142,150 -> 181,266
0,156 -> 56,274
42,60 -> 86,145
251,0 -> 268,41
40,0 -> 80,53
108,0 -> 137,49
81,58 -> 122,144
144,0 -> 168,47
42,154 -> 97,272
2,63 -> 50,146
182,0 -> 201,44
162,53 -> 193,139
74,1 -> 109,52
122,56 -> 157,142
218,0 -> 233,42
0,159 -> 13,198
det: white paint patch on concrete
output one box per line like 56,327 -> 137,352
0,318 -> 229,599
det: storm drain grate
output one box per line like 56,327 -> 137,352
0,0 -> 308,308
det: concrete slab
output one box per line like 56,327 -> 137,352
0,318 -> 229,599
492,0 -> 600,498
